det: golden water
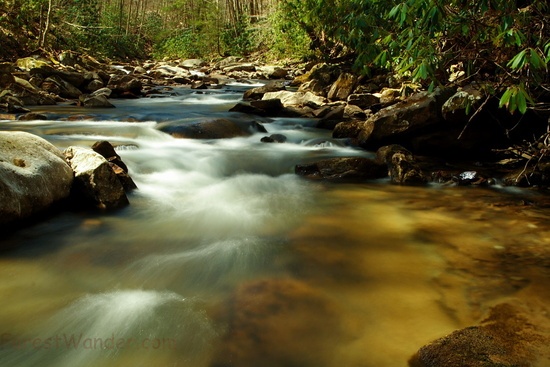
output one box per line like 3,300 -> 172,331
1,89 -> 549,366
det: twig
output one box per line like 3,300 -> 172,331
457,94 -> 491,140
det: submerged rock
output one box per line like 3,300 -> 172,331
0,131 -> 73,226
409,303 -> 550,367
295,157 -> 387,181
64,146 -> 129,210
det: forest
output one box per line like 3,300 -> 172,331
0,0 -> 549,113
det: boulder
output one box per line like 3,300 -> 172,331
107,74 -> 143,97
243,81 -> 286,100
347,93 -> 380,109
357,91 -> 442,150
409,303 -> 550,367
316,105 -> 346,130
257,66 -> 288,79
376,145 -> 427,185
91,141 -> 137,192
42,75 -> 83,99
327,72 -> 357,101
16,57 -> 50,71
261,134 -> 287,143
0,131 -> 73,226
441,84 -> 484,122
223,63 -> 256,73
295,157 -> 387,181
80,94 -> 115,108
180,59 -> 207,69
379,88 -> 401,105
0,72 -> 15,88
262,90 -> 326,108
64,146 -> 129,210
157,118 -> 267,139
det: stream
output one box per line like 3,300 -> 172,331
1,84 -> 550,367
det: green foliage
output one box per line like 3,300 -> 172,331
220,13 -> 255,56
152,29 -> 204,59
280,0 -> 549,114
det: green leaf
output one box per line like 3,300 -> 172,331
499,88 -> 513,109
507,49 -> 527,70
529,49 -> 546,69
516,91 -> 527,114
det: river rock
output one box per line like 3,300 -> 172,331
327,72 -> 357,101
16,57 -> 50,71
107,74 -> 142,97
261,134 -> 287,143
262,90 -> 326,108
80,94 -> 115,108
42,75 -> 83,99
356,91 -> 442,150
0,72 -> 15,88
223,63 -> 256,73
316,105 -> 345,129
243,81 -> 286,101
295,157 -> 387,181
376,145 -> 427,185
441,84 -> 483,122
180,59 -> 207,69
157,118 -> 267,139
347,93 -> 380,109
91,141 -> 136,192
0,131 -> 73,226
257,65 -> 288,79
409,303 -> 550,367
293,63 -> 335,89
64,146 -> 129,210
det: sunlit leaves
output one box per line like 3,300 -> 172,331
499,84 -> 533,114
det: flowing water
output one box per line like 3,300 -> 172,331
1,84 -> 550,367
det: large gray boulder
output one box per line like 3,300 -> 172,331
0,131 -> 73,225
262,90 -> 326,108
64,147 -> 129,210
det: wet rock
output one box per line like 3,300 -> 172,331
64,146 -> 129,210
333,120 -> 367,143
453,171 -> 489,186
409,303 -> 550,367
85,78 -> 104,92
243,81 -> 286,101
91,141 -> 136,192
376,145 -> 427,185
191,80 -> 208,89
261,134 -> 287,143
0,131 -> 73,226
157,118 -> 267,139
295,157 -> 387,181
327,72 -> 357,101
18,112 -> 48,121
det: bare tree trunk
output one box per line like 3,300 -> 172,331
40,0 -> 53,48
